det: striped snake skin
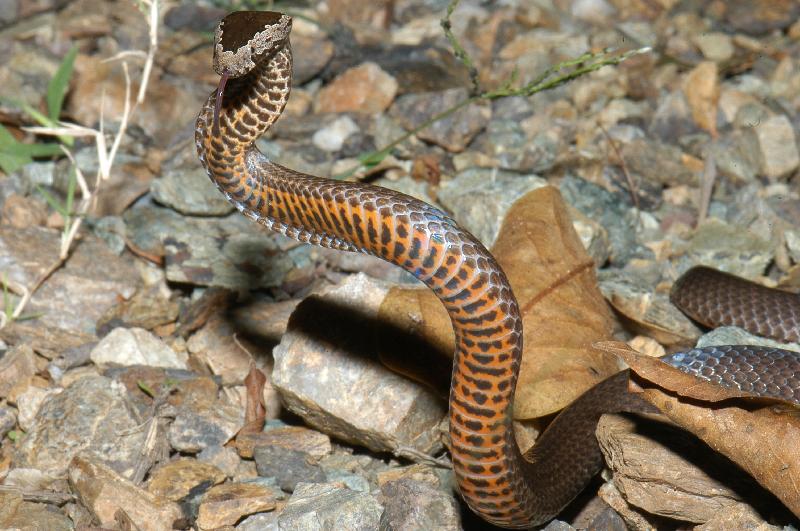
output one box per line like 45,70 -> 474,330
195,12 -> 800,528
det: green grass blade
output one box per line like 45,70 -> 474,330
47,45 -> 78,121
34,184 -> 68,217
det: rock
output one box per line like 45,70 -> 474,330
196,482 -> 281,529
237,511 -> 280,529
236,424 -> 332,460
69,455 -> 182,531
1,193 -> 47,228
15,375 -> 147,478
0,405 -> 16,438
312,115 -> 361,152
0,490 -> 73,531
390,87 -> 490,152
151,166 -> 234,216
437,167 -> 546,248
254,444 -> 327,492
0,227 -> 140,335
696,503 -> 785,530
724,0 -> 800,35
692,32 -> 734,62
695,326 -> 800,353
291,32 -> 335,85
272,274 -> 445,456
377,465 -> 461,530
96,286 -> 180,337
619,139 -> 696,187
0,344 -> 37,399
749,114 -> 800,180
316,62 -> 398,114
146,458 -> 227,501
89,327 -> 187,369
168,377 -> 242,453
277,482 -> 383,530
15,384 -> 57,432
677,218 -> 773,279
596,414 -> 760,523
682,61 -> 719,134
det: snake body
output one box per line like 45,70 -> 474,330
195,12 -> 800,528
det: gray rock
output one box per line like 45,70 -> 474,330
90,327 -> 187,369
0,227 -> 140,336
0,490 -> 73,531
695,326 -> 800,353
0,344 -> 37,399
390,88 -> 490,152
378,477 -> 461,530
0,406 -> 16,439
237,511 -> 280,530
272,274 -> 445,456
560,176 -> 651,265
278,482 -> 383,531
15,375 -> 148,477
254,444 -> 327,491
437,167 -> 546,248
749,114 -> 800,180
168,397 -> 242,454
676,218 -> 773,279
312,115 -> 360,152
151,166 -> 234,216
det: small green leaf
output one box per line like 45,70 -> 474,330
47,45 -> 78,122
0,152 -> 32,175
7,430 -> 23,442
137,380 -> 155,398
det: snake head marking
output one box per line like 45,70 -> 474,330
213,11 -> 292,77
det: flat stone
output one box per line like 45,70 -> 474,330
168,377 -> 242,453
750,114 -> 800,180
0,344 -> 37,399
378,465 -> 461,530
146,458 -> 227,501
316,62 -> 398,114
0,405 -> 17,438
196,482 -> 281,529
272,274 -> 445,456
236,425 -> 332,460
0,227 -> 140,335
0,490 -> 73,531
15,375 -> 147,478
390,87 -> 490,152
237,511 -> 279,530
312,116 -> 360,152
69,455 -> 182,531
90,327 -> 187,369
254,444 -> 327,492
15,384 -> 57,432
96,286 -> 180,337
692,32 -> 734,62
277,482 -> 383,530
437,167 -> 546,248
151,166 -> 234,216
678,218 -> 773,279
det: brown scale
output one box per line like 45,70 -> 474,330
195,11 -> 800,529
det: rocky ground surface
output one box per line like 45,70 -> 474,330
1,0 -> 800,529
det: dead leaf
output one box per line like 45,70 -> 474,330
378,186 -> 619,419
595,340 -> 800,517
237,362 -> 266,436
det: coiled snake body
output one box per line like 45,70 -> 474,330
196,12 -> 800,528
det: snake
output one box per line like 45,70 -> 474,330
194,11 -> 800,528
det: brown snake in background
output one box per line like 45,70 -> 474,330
195,11 -> 800,528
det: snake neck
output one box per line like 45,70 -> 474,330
195,42 -> 292,206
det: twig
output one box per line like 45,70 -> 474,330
440,0 -> 480,95
598,123 -> 640,213
698,152 -> 716,225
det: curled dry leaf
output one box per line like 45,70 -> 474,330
378,186 -> 619,419
595,340 -> 800,517
237,362 -> 267,437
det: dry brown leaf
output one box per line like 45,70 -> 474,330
237,362 -> 267,436
378,186 -> 619,419
595,340 -> 800,517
